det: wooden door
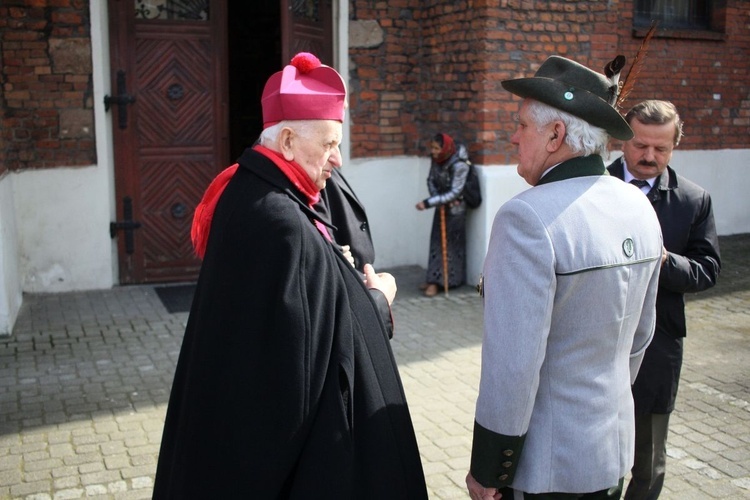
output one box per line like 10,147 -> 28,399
108,0 -> 228,284
282,0 -> 333,65
108,0 -> 333,284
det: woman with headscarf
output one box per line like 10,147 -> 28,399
415,132 -> 470,296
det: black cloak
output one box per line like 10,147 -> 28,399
153,148 -> 427,499
316,167 -> 375,272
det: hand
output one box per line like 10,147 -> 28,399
415,201 -> 426,211
661,245 -> 668,266
340,245 -> 355,268
363,264 -> 397,305
466,472 -> 502,500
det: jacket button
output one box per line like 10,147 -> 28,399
502,461 -> 513,468
503,449 -> 514,457
498,474 -> 508,481
360,222 -> 368,231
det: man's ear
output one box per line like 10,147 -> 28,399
279,127 -> 295,161
547,122 -> 565,151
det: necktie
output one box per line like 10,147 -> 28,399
629,179 -> 650,189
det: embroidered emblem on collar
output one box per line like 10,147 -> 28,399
622,238 -> 635,258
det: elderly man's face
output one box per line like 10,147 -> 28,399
510,100 -> 558,185
622,118 -> 676,180
291,120 -> 343,191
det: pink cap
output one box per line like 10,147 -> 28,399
261,53 -> 347,128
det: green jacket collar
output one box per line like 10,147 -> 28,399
536,154 -> 607,186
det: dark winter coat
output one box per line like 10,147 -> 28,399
317,167 -> 375,272
608,158 -> 721,413
153,148 -> 427,499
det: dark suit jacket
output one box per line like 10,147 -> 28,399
608,158 -> 721,413
317,168 -> 375,272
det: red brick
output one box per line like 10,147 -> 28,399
347,0 -> 748,162
2,0 -> 94,171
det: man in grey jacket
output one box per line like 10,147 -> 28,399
466,56 -> 664,500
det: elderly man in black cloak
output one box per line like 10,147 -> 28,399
152,52 -> 427,499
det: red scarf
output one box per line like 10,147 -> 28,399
191,145 -> 329,258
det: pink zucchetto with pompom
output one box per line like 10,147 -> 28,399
261,52 -> 347,128
191,53 -> 346,258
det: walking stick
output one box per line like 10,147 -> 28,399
440,205 -> 449,296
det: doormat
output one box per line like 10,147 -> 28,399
154,284 -> 196,314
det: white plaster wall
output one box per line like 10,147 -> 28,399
669,149 -> 750,235
3,148 -> 748,299
8,147 -> 744,296
14,166 -> 114,293
345,156 -> 432,269
10,0 -> 116,295
344,149 -> 750,288
335,0 -> 351,166
343,158 -> 530,285
608,149 -> 750,235
464,165 -> 531,285
0,174 -> 22,336
90,0 -> 118,286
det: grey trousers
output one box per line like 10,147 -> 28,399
624,413 -> 671,500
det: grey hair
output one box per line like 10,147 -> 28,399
526,100 -> 611,158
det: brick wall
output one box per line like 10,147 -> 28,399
1,1 -> 746,172
348,0 -> 750,164
590,1 -> 750,152
0,0 -> 96,173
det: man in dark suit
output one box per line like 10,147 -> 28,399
608,99 -> 721,499
316,166 -> 375,272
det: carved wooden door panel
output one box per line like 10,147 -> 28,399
108,0 -> 228,284
282,0 -> 333,65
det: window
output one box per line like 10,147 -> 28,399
634,0 -> 710,30
634,0 -> 727,40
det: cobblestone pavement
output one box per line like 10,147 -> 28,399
1,235 -> 748,499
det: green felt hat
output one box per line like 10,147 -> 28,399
502,56 -> 633,140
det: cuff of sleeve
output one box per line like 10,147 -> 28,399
470,420 -> 526,489
423,198 -> 431,209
